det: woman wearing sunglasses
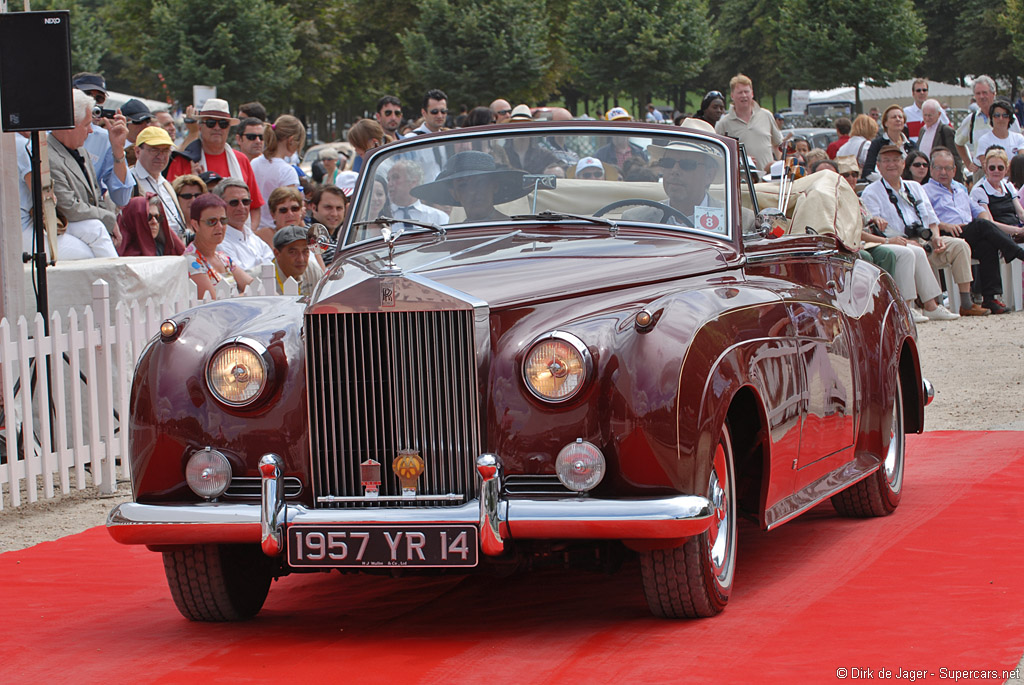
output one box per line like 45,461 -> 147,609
969,147 -> 1024,240
183,194 -> 253,300
972,100 -> 1024,169
171,174 -> 206,241
252,114 -> 305,230
117,194 -> 186,257
902,150 -> 931,185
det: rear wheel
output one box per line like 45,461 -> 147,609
640,426 -> 737,618
831,375 -> 905,516
162,544 -> 275,622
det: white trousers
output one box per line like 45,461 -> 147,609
22,219 -> 118,260
886,243 -> 941,303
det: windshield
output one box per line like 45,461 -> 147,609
345,127 -> 732,244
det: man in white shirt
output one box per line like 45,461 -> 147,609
212,178 -> 274,270
955,75 -> 1021,179
405,89 -> 451,180
131,127 -> 188,237
861,145 -> 985,317
388,159 -> 449,227
903,78 -> 949,143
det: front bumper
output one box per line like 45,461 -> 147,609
107,454 -> 713,556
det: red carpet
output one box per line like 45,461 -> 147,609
3,431 -> 1023,684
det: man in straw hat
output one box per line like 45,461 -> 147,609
621,137 -> 725,229
166,97 -> 264,227
412,150 -> 528,222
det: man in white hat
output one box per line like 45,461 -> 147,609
636,140 -> 725,229
166,97 -> 264,227
575,157 -> 606,180
131,126 -> 188,237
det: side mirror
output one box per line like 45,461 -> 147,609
754,208 -> 789,239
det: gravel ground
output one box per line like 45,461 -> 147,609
1,310 -> 1022,554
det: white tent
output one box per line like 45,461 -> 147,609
809,79 -> 974,111
103,90 -> 172,113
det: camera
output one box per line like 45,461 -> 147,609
92,105 -> 116,119
904,222 -> 932,242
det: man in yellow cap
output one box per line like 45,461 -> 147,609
131,126 -> 188,237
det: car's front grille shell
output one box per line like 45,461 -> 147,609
305,310 -> 481,507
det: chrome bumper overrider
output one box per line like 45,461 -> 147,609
107,454 -> 714,555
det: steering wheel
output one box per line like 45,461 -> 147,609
592,198 -> 692,226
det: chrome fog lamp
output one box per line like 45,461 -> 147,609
206,338 -> 271,407
555,439 -> 606,492
522,331 -> 591,403
185,448 -> 232,499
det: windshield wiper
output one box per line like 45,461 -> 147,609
510,210 -> 618,233
352,215 -> 446,236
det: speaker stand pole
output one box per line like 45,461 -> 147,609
28,129 -> 49,328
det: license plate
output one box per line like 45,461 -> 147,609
287,525 -> 479,568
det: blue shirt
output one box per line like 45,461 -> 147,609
82,123 -> 135,207
924,178 -> 983,224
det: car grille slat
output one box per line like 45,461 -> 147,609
307,309 -> 480,508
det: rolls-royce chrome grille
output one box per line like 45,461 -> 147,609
306,310 -> 481,508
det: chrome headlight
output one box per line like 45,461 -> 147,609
185,447 -> 232,499
206,337 -> 272,407
522,331 -> 592,403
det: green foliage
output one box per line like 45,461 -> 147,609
916,0 -> 965,83
778,0 -> 925,89
706,0 -> 783,100
400,0 -> 553,106
144,0 -> 299,109
565,0 -> 713,102
967,0 -> 1024,91
21,0 -> 109,73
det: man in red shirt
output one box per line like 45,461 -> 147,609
166,98 -> 263,226
826,117 -> 851,159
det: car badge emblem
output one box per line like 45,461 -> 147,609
360,458 -> 382,497
381,278 -> 396,308
393,449 -> 425,497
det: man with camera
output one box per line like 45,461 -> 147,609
862,145 -> 987,317
72,72 -> 135,208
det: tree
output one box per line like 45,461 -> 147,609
27,0 -> 109,73
706,0 -> 783,108
400,0 -> 554,106
565,0 -> 713,108
142,0 -> 300,110
778,0 -> 925,112
916,0 -> 966,84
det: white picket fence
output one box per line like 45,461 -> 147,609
0,263 -> 298,510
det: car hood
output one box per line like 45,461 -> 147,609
312,227 -> 740,310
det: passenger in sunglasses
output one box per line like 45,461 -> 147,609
171,174 -> 205,241
972,100 -> 1024,169
235,117 -> 265,161
166,98 -> 265,229
212,178 -> 274,270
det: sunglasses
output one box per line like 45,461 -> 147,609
201,217 -> 227,227
841,171 -> 860,179
380,109 -> 402,117
496,109 -> 512,115
177,192 -> 202,200
202,119 -> 231,129
992,112 -> 1012,119
242,132 -> 262,141
85,90 -> 106,104
227,198 -> 251,207
577,170 -> 604,179
705,90 -> 724,100
914,88 -> 929,93
147,213 -> 161,222
988,165 -> 1006,171
428,108 -> 448,115
911,162 -> 929,168
656,157 -> 703,171
276,204 -> 303,213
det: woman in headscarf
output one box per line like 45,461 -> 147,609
117,193 -> 186,257
694,91 -> 727,128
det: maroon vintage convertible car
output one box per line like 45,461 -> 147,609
108,122 -> 931,621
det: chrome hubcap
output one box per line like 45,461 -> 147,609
706,440 -> 734,581
883,378 -> 904,493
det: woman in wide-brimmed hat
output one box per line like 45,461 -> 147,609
411,151 -> 528,222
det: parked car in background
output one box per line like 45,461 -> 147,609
785,127 -> 840,151
301,141 -> 355,183
108,121 -> 931,622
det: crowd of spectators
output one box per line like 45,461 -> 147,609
14,70 -> 1024,314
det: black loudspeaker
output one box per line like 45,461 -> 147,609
0,10 -> 74,132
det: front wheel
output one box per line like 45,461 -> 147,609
640,425 -> 737,618
831,374 -> 905,516
162,544 -> 275,622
